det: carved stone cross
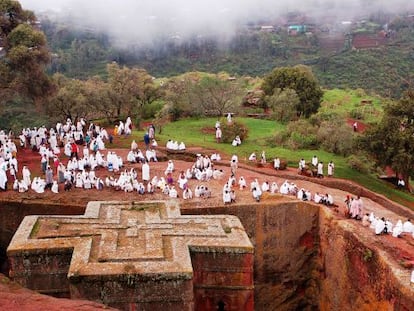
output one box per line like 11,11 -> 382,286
8,201 -> 254,310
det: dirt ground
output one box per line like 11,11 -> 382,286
1,139 -> 413,270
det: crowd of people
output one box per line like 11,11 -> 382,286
0,117 -> 410,228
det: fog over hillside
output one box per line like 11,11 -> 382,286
20,0 -> 414,46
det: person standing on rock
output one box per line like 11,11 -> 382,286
328,161 -> 335,177
142,160 -> 150,183
215,126 -> 222,143
317,161 -> 324,178
230,154 -> 238,176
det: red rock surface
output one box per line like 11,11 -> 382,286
0,273 -> 115,311
1,138 -> 414,309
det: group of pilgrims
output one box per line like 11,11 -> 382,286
0,117 -> 134,193
0,118 -> 411,229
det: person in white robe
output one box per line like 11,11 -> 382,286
227,113 -> 232,124
124,180 -> 133,192
125,117 -> 132,135
250,179 -> 259,192
12,179 -> 18,191
362,213 -> 370,227
312,155 -> 318,167
127,151 -> 136,163
64,142 -> 72,157
177,172 -> 188,190
178,142 -> 186,150
95,152 -> 104,167
142,161 -> 150,182
211,153 -> 221,162
0,168 -> 7,191
317,162 -> 324,178
326,193 -> 334,206
131,140 -> 138,152
223,189 -> 232,204
327,161 -> 335,177
147,182 -> 155,193
75,173 -> 83,188
183,187 -> 193,200
350,197 -> 359,219
375,217 -> 386,235
297,188 -> 304,200
313,192 -> 322,203
261,150 -> 266,164
96,135 -> 105,150
274,158 -> 281,170
232,135 -> 241,147
118,121 -> 124,135
403,219 -> 414,233
22,166 -> 31,187
270,182 -> 279,194
18,180 -> 28,192
194,185 -> 202,198
165,160 -> 175,175
248,152 -> 257,162
279,181 -> 289,195
385,220 -> 393,234
31,177 -> 45,193
169,186 -> 178,198
237,176 -> 246,190
252,187 -> 262,202
83,176 -> 92,189
95,178 -> 104,190
51,181 -> 59,193
212,169 -> 224,180
112,153 -> 120,172
261,181 -> 270,192
215,127 -> 222,143
157,177 -> 166,192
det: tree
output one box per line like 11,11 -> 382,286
265,88 -> 299,122
45,74 -> 90,122
0,0 -> 51,102
106,62 -> 161,120
359,90 -> 414,189
262,65 -> 323,118
190,75 -> 244,117
163,72 -> 199,120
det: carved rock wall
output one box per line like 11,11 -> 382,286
318,208 -> 414,311
183,199 -> 321,310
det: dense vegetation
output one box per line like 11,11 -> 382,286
40,14 -> 414,98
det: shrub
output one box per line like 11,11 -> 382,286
221,121 -> 249,143
317,121 -> 354,156
347,154 -> 373,173
349,108 -> 364,120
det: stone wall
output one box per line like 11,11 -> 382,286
2,199 -> 414,310
318,208 -> 414,311
182,198 -> 321,310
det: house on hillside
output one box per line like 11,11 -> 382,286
260,25 -> 275,32
351,33 -> 388,49
288,24 -> 307,35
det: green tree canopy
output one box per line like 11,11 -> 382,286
261,65 -> 323,118
45,73 -> 90,122
107,62 -> 161,120
359,90 -> 414,188
190,75 -> 244,117
0,0 -> 51,101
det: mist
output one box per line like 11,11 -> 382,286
19,0 -> 414,47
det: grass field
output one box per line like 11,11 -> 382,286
112,115 -> 414,208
